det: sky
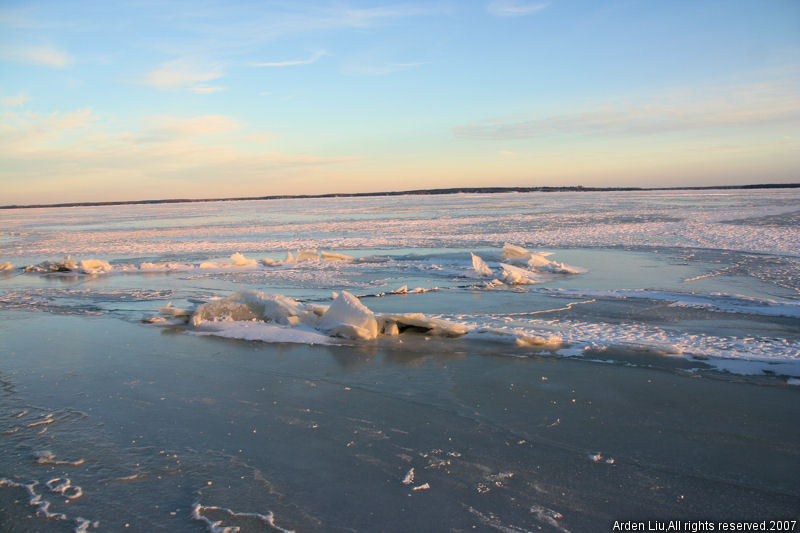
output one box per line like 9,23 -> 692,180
1,0 -> 798,204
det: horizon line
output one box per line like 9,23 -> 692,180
3,183 -> 798,210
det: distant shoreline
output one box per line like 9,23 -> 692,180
2,183 -> 798,210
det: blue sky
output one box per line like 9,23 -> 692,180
1,0 -> 798,204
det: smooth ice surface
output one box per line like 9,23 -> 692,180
1,314 -> 798,532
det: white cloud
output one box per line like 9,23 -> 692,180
455,80 -> 800,140
487,1 -> 549,17
336,4 -> 444,27
0,108 -> 97,153
1,44 -> 73,67
2,93 -> 31,107
143,59 -> 223,90
253,49 -> 327,67
0,109 -> 358,202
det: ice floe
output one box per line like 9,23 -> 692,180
500,263 -> 542,285
380,313 -> 470,337
199,252 -> 259,269
24,256 -> 79,273
469,253 -> 493,277
23,256 -> 113,275
296,248 -> 319,262
317,291 -> 379,340
155,290 -> 518,346
321,250 -> 354,261
502,243 -> 585,274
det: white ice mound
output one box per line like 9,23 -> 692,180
284,251 -> 295,263
139,261 -> 193,271
296,248 -> 319,262
320,250 -> 353,261
229,252 -> 257,267
525,252 -> 556,269
80,258 -> 112,273
191,298 -> 257,326
515,333 -> 564,348
23,256 -> 113,274
470,253 -> 493,277
317,291 -> 379,340
542,261 -> 586,274
471,327 -> 564,349
500,263 -> 541,285
191,291 -> 316,327
174,290 -> 568,350
24,256 -> 79,273
502,243 -> 584,274
502,243 -> 545,262
379,313 -> 470,337
159,302 -> 193,317
238,291 -> 317,325
199,252 -> 258,269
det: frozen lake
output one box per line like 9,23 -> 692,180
1,189 -> 799,531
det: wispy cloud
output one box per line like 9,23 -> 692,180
336,4 -> 447,27
189,85 -> 226,94
143,59 -> 223,90
0,108 -> 97,154
455,81 -> 800,140
487,1 -> 549,17
1,108 -> 359,203
1,44 -> 73,67
135,2 -> 447,62
252,50 -> 327,67
1,93 -> 31,107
